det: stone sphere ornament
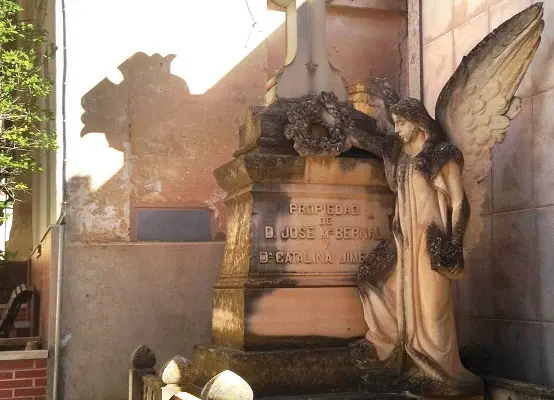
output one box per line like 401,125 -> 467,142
200,370 -> 253,400
160,356 -> 198,387
130,344 -> 156,369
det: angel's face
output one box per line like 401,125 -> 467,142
392,114 -> 417,143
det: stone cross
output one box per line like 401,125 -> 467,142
265,0 -> 347,104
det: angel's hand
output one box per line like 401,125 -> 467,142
433,262 -> 465,280
427,225 -> 465,280
319,106 -> 336,130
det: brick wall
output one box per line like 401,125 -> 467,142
0,358 -> 46,400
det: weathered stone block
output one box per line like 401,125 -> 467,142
532,89 -> 554,207
194,153 -> 394,397
194,345 -> 357,397
423,32 -> 454,115
492,98 -> 533,213
422,0 -> 454,45
453,10 -> 490,66
211,154 -> 393,350
491,210 -> 539,320
234,105 -> 296,157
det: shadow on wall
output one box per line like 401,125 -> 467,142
72,35 -> 284,244
62,49 -> 268,400
60,7 -> 410,399
71,4 -> 409,244
81,53 -> 192,154
71,52 -> 233,243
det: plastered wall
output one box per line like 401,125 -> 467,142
63,1 -> 407,244
57,1 -> 408,399
423,0 -> 554,387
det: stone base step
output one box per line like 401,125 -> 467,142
261,394 -> 483,400
193,344 -> 358,397
260,393 -> 406,399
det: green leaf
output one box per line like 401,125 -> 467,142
0,0 -> 55,216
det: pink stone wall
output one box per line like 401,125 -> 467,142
422,0 -> 554,387
65,2 -> 407,244
266,7 -> 408,99
57,3 -> 408,399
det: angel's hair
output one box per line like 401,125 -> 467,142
390,98 -> 445,144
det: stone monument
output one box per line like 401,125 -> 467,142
192,0 -> 393,397
349,2 -> 544,398
192,1 -> 544,398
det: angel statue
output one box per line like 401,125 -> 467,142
343,3 -> 544,397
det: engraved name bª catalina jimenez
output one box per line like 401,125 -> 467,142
259,202 -> 388,265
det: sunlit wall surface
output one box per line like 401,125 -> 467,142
56,0 -> 407,244
422,0 -> 554,387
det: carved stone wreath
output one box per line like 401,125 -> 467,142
284,91 -> 353,156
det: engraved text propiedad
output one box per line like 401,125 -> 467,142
259,202 -> 388,266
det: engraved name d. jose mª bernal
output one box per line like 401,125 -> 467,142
259,202 -> 387,265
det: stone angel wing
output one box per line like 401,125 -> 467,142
434,2 -> 544,250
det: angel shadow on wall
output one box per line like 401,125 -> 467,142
81,52 -> 193,154
71,52 -> 196,242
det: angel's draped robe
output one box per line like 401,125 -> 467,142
359,149 -> 480,389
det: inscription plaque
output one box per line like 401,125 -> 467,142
256,200 -> 390,274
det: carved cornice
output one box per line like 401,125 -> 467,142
268,0 -> 407,13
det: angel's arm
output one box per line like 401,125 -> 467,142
443,160 -> 470,248
429,159 -> 470,280
346,109 -> 387,157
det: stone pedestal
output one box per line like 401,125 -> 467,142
261,394 -> 483,399
193,107 -> 394,396
211,153 -> 392,350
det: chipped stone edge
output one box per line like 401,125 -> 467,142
485,376 -> 554,398
329,0 -> 407,13
407,0 -> 422,99
0,350 -> 48,360
66,242 -> 227,248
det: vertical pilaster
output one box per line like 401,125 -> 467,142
408,0 -> 422,99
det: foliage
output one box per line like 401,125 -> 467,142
0,0 -> 55,226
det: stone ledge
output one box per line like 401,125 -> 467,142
485,376 -> 554,398
262,396 -> 482,400
214,272 -> 358,288
0,336 -> 39,349
0,349 -> 48,360
194,345 -> 358,397
66,242 -> 226,248
261,393 -> 406,399
261,392 -> 482,399
214,154 -> 389,193
267,0 -> 407,13
329,0 -> 406,13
